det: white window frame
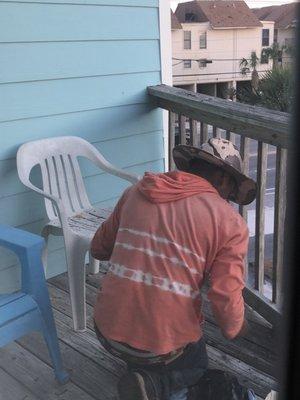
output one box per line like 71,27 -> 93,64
199,32 -> 207,49
184,60 -> 192,68
184,31 -> 192,50
262,29 -> 270,47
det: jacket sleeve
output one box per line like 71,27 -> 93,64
91,187 -> 130,261
207,217 -> 249,340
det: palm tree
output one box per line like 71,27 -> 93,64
261,43 -> 285,69
237,67 -> 293,112
239,51 -> 260,91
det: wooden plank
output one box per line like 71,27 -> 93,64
203,320 -> 276,377
239,136 -> 250,220
188,118 -> 197,146
255,142 -> 268,294
207,344 -> 277,398
239,136 -> 250,280
169,112 -> 176,171
148,85 -> 290,148
191,119 -> 200,147
49,274 -> 278,395
179,114 -> 186,145
0,342 -> 95,400
18,327 -> 122,400
272,147 -> 287,304
212,126 -> 221,138
200,122 -> 208,144
243,287 -> 281,328
0,367 -> 40,400
51,273 -> 277,357
18,309 -> 125,378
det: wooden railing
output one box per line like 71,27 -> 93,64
148,84 -> 291,326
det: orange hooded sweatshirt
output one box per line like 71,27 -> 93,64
92,171 -> 249,355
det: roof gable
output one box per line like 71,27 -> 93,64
175,0 -> 262,28
252,3 -> 299,29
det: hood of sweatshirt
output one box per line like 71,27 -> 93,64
137,171 -> 218,203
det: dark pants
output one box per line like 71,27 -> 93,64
127,339 -> 208,399
94,323 -> 208,400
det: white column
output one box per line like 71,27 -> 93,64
159,0 -> 172,172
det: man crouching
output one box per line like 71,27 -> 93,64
91,139 -> 256,400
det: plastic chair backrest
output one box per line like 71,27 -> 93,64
17,136 -> 126,220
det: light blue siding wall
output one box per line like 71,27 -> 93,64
0,0 -> 165,292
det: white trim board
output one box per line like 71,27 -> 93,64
159,0 -> 172,171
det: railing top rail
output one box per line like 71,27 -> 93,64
148,85 -> 291,148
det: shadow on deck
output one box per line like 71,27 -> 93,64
0,267 -> 278,400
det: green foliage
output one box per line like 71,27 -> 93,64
237,67 -> 294,112
239,51 -> 260,90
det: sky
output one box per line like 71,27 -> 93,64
170,0 -> 297,11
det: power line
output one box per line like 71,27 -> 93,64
172,56 -> 292,61
173,69 -> 270,77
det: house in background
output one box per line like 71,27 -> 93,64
252,2 -> 299,67
172,0 -> 274,97
0,0 -> 171,293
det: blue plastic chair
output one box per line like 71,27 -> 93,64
0,224 -> 69,383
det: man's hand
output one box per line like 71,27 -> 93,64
236,319 -> 249,338
221,319 -> 248,340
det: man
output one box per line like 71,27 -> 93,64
91,138 -> 257,400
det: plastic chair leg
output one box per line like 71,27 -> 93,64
41,225 -> 50,274
41,320 -> 69,384
88,251 -> 100,275
65,244 -> 87,332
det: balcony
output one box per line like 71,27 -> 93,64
0,85 -> 289,399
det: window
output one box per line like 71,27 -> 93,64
184,31 -> 191,49
261,52 -> 269,64
185,13 -> 197,22
183,60 -> 192,68
199,32 -> 207,49
262,29 -> 270,46
274,29 -> 278,44
198,60 -> 206,68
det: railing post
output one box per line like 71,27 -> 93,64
255,142 -> 268,294
239,136 -> 250,281
179,114 -> 186,145
273,147 -> 287,305
213,126 -> 221,138
169,112 -> 176,171
189,119 -> 198,146
200,122 -> 208,144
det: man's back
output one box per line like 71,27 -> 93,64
92,171 -> 248,354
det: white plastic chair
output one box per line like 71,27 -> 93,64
16,136 -> 140,331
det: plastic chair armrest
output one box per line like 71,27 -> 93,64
0,224 -> 44,253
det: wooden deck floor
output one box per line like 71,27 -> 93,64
0,268 -> 278,400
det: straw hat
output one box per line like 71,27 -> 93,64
173,138 -> 257,205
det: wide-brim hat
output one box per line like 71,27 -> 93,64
173,138 -> 257,205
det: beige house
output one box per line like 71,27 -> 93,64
252,2 -> 298,67
172,0 -> 274,97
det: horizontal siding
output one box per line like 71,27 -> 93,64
0,0 -> 164,293
0,104 -> 162,161
1,0 -> 158,7
0,3 -> 159,42
1,41 -> 160,83
0,130 -> 164,199
0,72 -> 160,122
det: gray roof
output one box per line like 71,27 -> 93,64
175,1 -> 262,28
